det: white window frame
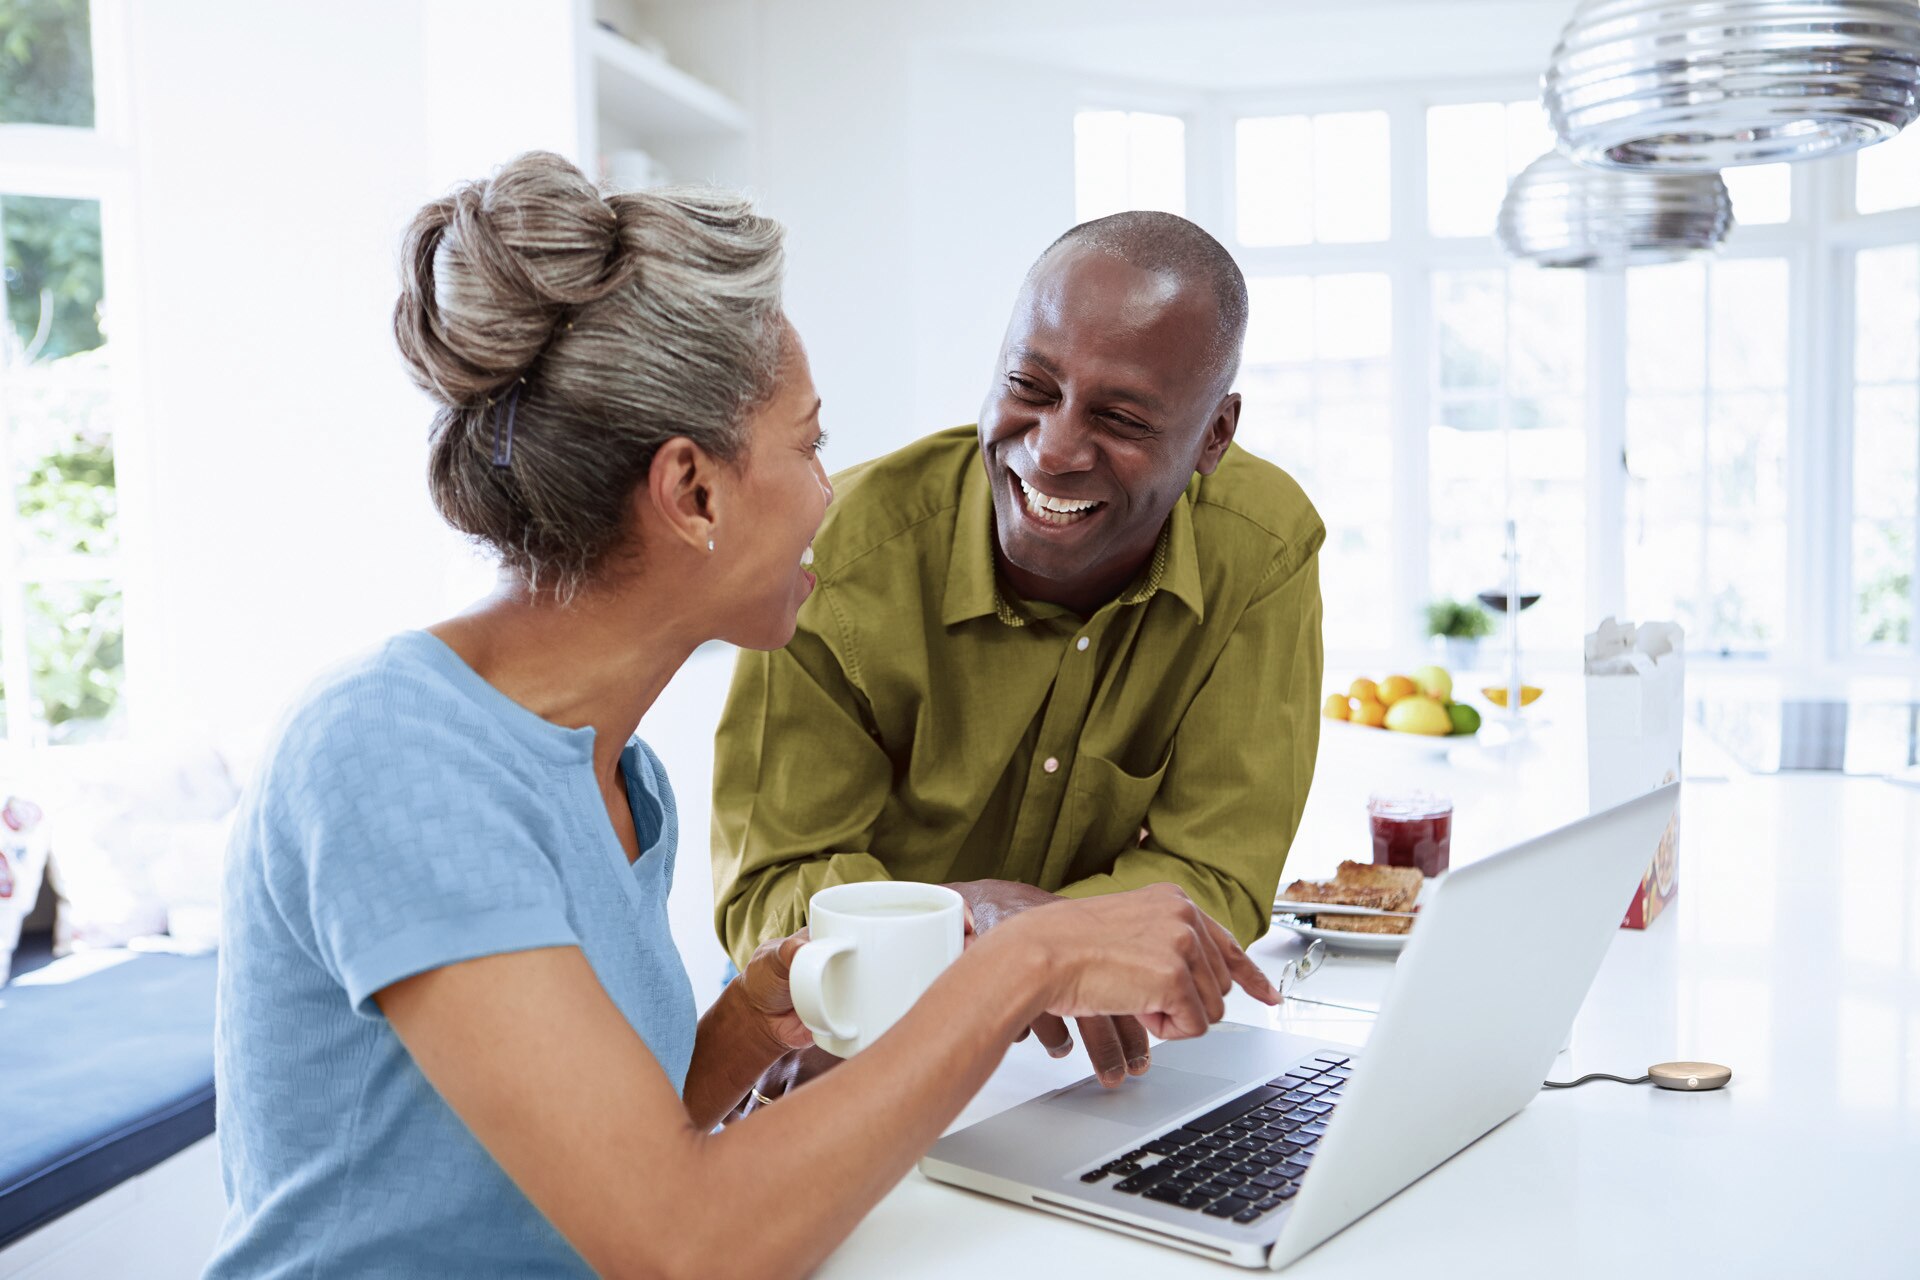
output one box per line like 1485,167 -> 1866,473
0,0 -> 147,746
1074,69 -> 1920,681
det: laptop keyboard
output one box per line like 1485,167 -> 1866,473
1075,1053 -> 1352,1227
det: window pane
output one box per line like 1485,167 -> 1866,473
1238,273 -> 1392,653
1430,266 -> 1586,660
1429,100 -> 1551,239
1855,244 -> 1919,384
3,195 -> 105,361
1857,125 -> 1920,215
0,0 -> 94,127
1709,258 -> 1789,391
1505,100 -> 1554,174
1851,244 -> 1919,653
25,580 -> 123,742
1851,385 -> 1916,648
1074,110 -> 1185,223
1720,163 -> 1791,225
1625,259 -> 1789,654
1236,116 -> 1312,246
1428,103 -> 1506,239
1434,269 -> 1503,391
4,193 -> 114,560
1627,261 -> 1706,392
1313,111 -> 1389,243
1509,267 -> 1584,395
1237,111 -> 1388,246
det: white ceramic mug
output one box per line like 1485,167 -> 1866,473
790,882 -> 964,1057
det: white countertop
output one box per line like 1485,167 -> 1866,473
815,710 -> 1920,1277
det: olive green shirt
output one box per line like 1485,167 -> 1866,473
711,426 -> 1325,968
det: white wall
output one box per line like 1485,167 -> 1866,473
630,0 -> 1571,467
125,0 -> 582,758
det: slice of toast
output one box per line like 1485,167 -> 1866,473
1332,861 -> 1423,911
1279,880 -> 1405,911
1315,913 -> 1413,935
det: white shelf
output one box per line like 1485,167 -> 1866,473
590,26 -> 748,140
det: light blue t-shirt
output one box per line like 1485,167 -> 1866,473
206,631 -> 698,1278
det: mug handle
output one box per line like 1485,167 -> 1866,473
789,935 -> 859,1043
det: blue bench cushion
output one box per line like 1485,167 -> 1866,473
0,953 -> 217,1248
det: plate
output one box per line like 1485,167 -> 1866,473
1269,877 -> 1434,955
1319,716 -> 1458,757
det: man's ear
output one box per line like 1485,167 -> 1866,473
1194,393 -> 1241,476
643,436 -> 724,554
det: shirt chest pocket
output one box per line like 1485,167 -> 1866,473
1062,747 -> 1172,880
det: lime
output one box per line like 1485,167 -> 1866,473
1448,702 -> 1482,735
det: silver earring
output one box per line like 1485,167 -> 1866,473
707,539 -> 716,552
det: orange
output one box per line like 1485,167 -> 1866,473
1322,694 -> 1352,721
1482,684 -> 1544,708
1348,677 -> 1379,703
1378,675 -> 1417,706
1352,698 -> 1388,728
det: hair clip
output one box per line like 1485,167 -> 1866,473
491,384 -> 520,468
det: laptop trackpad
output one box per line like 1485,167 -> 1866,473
1041,1065 -> 1239,1129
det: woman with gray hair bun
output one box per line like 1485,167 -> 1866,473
207,150 -> 1274,1279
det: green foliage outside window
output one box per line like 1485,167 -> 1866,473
23,581 -> 121,738
21,431 -> 113,556
0,0 -> 93,127
3,195 -> 104,360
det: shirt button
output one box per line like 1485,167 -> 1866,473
1043,756 -> 1060,774
1075,636 -> 1090,651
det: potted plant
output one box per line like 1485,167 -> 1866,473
1425,598 -> 1494,670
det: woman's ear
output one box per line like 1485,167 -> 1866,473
643,437 -> 725,554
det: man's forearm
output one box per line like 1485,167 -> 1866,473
1055,850 -> 1268,946
684,980 -> 790,1130
718,851 -> 896,970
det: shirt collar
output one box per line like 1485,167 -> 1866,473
942,450 -> 1208,628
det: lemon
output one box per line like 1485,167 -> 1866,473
1322,693 -> 1351,721
1482,685 -> 1543,708
1410,664 -> 1453,702
1378,675 -> 1418,706
1384,695 -> 1452,736
1349,677 -> 1379,703
1448,703 -> 1482,735
1353,698 -> 1389,728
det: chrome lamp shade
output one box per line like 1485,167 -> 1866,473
1544,0 -> 1920,171
1496,151 -> 1734,267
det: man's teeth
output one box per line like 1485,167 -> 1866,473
801,545 -> 814,567
1018,476 -> 1101,524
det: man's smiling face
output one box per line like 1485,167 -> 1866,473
978,244 -> 1239,614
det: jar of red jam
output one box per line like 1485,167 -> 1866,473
1367,791 -> 1453,877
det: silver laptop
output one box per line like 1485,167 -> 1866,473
921,784 -> 1679,1269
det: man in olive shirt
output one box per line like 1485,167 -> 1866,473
713,212 -> 1324,1086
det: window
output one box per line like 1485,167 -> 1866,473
1073,110 -> 1185,223
1857,126 -> 1920,217
0,0 -> 125,744
1852,244 -> 1918,651
1075,82 -> 1919,673
1721,163 -> 1792,225
1624,258 -> 1790,655
1236,111 -> 1389,246
1237,273 -> 1393,651
1430,267 -> 1586,654
1426,100 -> 1553,239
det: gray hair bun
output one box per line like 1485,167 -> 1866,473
392,151 -> 786,597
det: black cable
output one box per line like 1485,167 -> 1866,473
1542,1072 -> 1652,1089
